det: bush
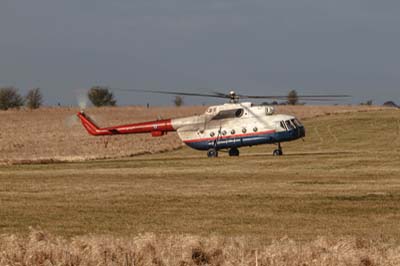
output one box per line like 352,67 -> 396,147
88,86 -> 116,107
383,101 -> 399,108
0,87 -> 24,110
287,89 -> 299,105
174,96 -> 184,107
26,88 -> 43,109
360,100 -> 373,106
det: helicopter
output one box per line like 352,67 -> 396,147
77,90 -> 348,157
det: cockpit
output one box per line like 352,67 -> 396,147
279,118 -> 303,131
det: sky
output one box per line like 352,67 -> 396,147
1,0 -> 399,106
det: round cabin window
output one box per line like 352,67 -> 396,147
242,128 -> 247,133
231,129 -> 235,135
210,132 -> 215,137
253,127 -> 258,132
222,130 -> 227,136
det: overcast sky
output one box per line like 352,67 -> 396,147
1,0 -> 399,106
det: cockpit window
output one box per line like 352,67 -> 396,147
280,120 -> 300,131
280,121 -> 287,130
292,119 -> 302,127
285,120 -> 294,130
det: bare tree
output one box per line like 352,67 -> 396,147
26,88 -> 43,109
173,96 -> 184,107
360,100 -> 373,106
88,86 -> 117,107
0,87 -> 24,110
287,89 -> 299,105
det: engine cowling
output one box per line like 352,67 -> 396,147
265,106 -> 275,115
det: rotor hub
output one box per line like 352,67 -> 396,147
229,90 -> 239,103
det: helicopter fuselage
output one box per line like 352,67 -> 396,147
77,102 -> 305,156
172,102 -> 305,150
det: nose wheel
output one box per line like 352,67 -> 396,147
273,143 -> 283,156
229,147 -> 240,157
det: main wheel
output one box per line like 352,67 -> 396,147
273,149 -> 283,156
207,148 -> 218,158
229,147 -> 240,156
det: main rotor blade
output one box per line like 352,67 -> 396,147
290,98 -> 346,101
112,88 -> 229,99
112,88 -> 351,101
240,94 -> 351,99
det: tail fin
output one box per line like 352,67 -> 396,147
77,112 -> 112,136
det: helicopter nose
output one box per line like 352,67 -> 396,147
298,126 -> 305,138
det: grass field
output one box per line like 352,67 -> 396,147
1,108 -> 400,265
1,109 -> 399,242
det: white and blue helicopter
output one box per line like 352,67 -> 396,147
78,90 -> 347,157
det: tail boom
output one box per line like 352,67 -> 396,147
77,112 -> 175,136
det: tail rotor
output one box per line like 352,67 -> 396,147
65,89 -> 89,128
76,89 -> 88,112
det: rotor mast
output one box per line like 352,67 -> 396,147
229,90 -> 240,103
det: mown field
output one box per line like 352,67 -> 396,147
0,108 -> 400,265
1,109 -> 399,238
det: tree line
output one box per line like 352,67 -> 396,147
0,87 -> 43,110
0,86 -> 116,110
0,86 -> 330,110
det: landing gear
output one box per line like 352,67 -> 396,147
273,143 -> 283,156
273,149 -> 283,156
229,147 -> 240,157
207,148 -> 218,158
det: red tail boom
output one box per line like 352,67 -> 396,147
77,112 -> 175,136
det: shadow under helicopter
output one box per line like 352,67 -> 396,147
125,150 -> 356,162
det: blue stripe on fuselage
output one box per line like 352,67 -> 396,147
184,127 -> 305,150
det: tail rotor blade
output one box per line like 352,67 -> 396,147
65,89 -> 88,128
78,94 -> 88,110
74,89 -> 89,110
65,114 -> 79,128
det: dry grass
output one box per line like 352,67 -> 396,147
0,105 -> 389,164
1,229 -> 399,266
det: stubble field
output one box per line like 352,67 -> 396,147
0,106 -> 399,265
